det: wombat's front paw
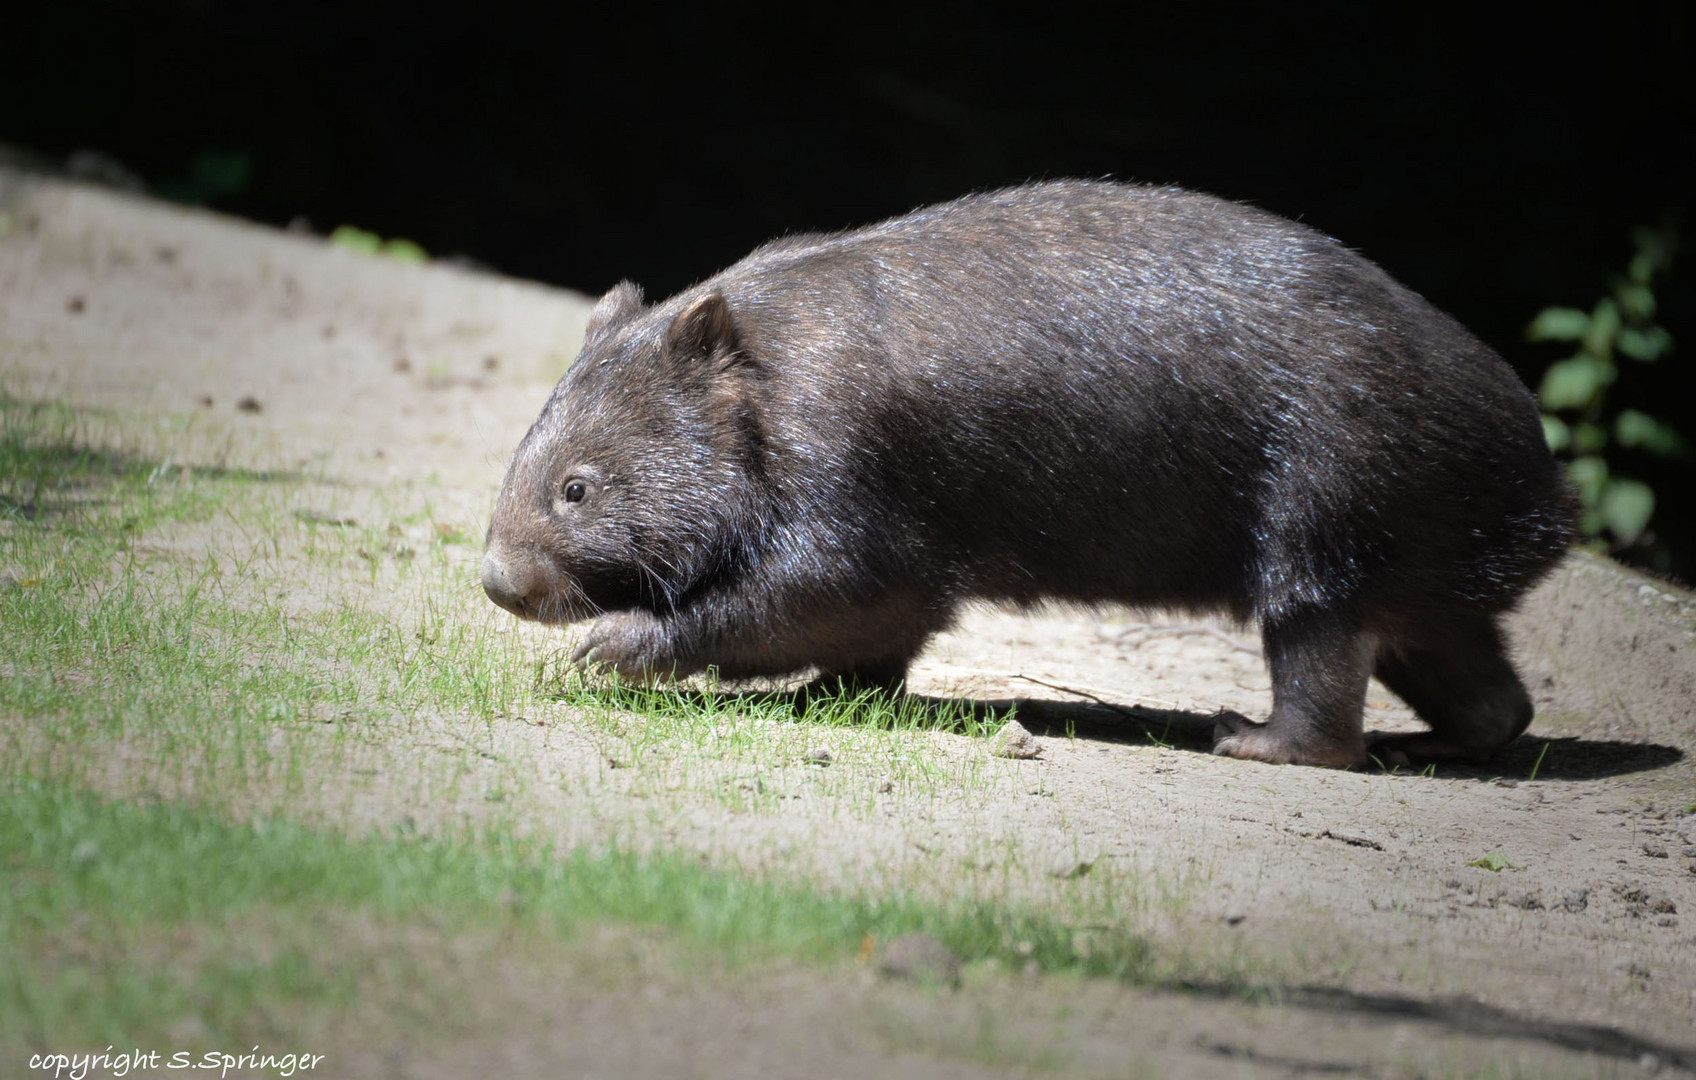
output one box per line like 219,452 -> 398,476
571,612 -> 685,684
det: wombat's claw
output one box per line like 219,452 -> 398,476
569,615 -> 676,685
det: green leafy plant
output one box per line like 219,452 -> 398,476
328,225 -> 428,264
1465,853 -> 1520,873
1530,226 -> 1684,545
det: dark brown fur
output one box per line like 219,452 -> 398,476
482,181 -> 1574,767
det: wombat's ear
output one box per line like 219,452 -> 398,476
584,280 -> 646,343
664,291 -> 740,362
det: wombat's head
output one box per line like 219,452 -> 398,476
481,281 -> 766,623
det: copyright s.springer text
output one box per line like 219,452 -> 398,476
29,1046 -> 325,1079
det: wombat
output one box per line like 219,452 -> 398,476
482,181 -> 1574,768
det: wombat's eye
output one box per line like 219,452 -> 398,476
563,480 -> 587,503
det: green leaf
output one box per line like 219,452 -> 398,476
1540,414 -> 1570,453
1614,282 -> 1656,321
1466,853 -> 1520,872
1571,422 -> 1607,455
380,238 -> 428,264
1537,356 -> 1610,410
1616,326 -> 1672,362
1582,298 -> 1620,358
1629,252 -> 1655,285
1614,410 -> 1687,457
1630,226 -> 1675,277
1599,478 -> 1654,541
1567,456 -> 1608,509
1525,307 -> 1589,342
329,225 -> 382,255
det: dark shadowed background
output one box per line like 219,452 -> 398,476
4,1 -> 1691,576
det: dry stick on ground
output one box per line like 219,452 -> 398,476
1097,622 -> 1262,656
1011,673 -> 1163,720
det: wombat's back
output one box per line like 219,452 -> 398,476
695,181 -> 1570,626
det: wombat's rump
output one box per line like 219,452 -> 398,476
482,181 -> 1573,768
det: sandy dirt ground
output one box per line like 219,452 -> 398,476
3,168 -> 1694,1077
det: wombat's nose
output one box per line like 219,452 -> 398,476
481,548 -> 540,617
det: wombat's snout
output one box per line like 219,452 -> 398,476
481,545 -> 543,619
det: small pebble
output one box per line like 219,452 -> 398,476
1642,842 -> 1669,859
992,719 -> 1042,759
802,747 -> 832,765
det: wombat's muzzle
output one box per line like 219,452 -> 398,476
480,546 -> 543,619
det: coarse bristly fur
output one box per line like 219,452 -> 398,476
482,180 -> 1576,768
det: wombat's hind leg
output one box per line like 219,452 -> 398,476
1370,616 -> 1532,762
1213,613 -> 1371,768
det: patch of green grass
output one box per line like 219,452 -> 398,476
0,777 -> 1152,1049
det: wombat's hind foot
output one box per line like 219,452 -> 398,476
1213,612 -> 1373,767
1371,618 -> 1532,762
1212,710 -> 1367,768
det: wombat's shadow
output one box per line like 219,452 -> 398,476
994,697 -> 1683,782
589,687 -> 1682,782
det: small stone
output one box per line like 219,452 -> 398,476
992,719 -> 1041,759
1646,895 -> 1677,914
1642,842 -> 1669,858
878,933 -> 961,989
802,747 -> 832,765
1494,778 -> 1518,788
